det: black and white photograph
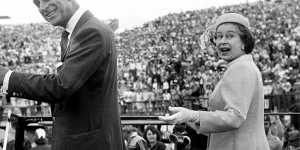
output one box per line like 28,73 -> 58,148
0,0 -> 299,150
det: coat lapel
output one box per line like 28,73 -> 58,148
61,11 -> 94,62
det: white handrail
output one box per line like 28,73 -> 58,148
3,110 -> 11,150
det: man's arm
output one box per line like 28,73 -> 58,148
5,27 -> 110,103
0,70 -> 12,95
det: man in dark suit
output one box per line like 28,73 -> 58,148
0,0 -> 124,149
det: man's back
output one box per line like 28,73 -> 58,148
7,11 -> 124,150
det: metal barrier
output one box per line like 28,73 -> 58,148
6,114 -> 170,150
121,94 -> 300,115
120,97 -> 208,115
1,95 -> 298,117
1,94 -> 300,149
264,94 -> 299,112
4,112 -> 300,150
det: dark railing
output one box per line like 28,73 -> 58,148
1,93 -> 300,149
7,114 -> 169,150
120,94 -> 300,115
264,93 -> 298,112
120,97 -> 208,115
1,94 -> 300,118
3,112 -> 300,150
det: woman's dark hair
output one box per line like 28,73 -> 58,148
143,125 -> 162,143
213,22 -> 255,54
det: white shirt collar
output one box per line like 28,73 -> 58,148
65,7 -> 87,39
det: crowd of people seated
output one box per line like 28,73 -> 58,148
0,0 -> 299,114
117,0 -> 300,112
0,0 -> 300,149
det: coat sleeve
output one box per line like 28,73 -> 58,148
189,63 -> 257,133
8,27 -> 110,103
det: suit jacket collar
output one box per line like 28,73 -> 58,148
61,11 -> 94,61
70,11 -> 94,40
65,7 -> 87,39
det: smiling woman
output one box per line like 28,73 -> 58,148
213,13 -> 255,62
159,13 -> 270,150
215,24 -> 245,62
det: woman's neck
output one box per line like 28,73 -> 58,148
150,141 -> 157,147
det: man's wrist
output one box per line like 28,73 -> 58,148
0,87 -> 7,94
0,70 -> 13,94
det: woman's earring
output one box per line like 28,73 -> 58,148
242,47 -> 245,51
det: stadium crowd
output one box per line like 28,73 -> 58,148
117,0 -> 300,112
0,0 -> 300,149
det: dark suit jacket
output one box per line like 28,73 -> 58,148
7,11 -> 124,150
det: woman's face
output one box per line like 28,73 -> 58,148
215,23 -> 245,62
146,130 -> 157,143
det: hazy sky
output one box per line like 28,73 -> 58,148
0,0 -> 258,32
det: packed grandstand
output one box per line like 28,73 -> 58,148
0,0 -> 300,149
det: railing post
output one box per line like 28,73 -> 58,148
10,114 -> 25,150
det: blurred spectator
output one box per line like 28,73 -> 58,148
288,103 -> 300,149
143,125 -> 166,150
123,126 -> 149,150
265,115 -> 283,150
31,128 -> 51,150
